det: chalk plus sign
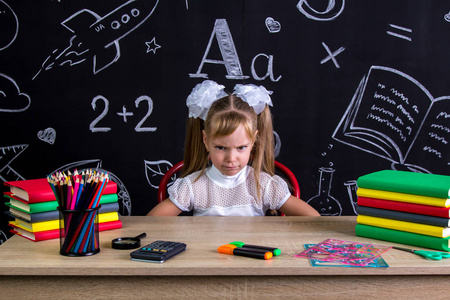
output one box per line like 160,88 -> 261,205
117,105 -> 134,122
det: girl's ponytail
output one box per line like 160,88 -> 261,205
254,105 -> 275,176
181,117 -> 208,177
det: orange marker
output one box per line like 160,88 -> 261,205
217,244 -> 273,260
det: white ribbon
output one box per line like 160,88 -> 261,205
233,84 -> 273,114
186,80 -> 227,120
186,81 -> 273,120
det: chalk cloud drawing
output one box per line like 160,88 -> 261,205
297,0 -> 345,21
0,0 -> 18,51
0,144 -> 27,182
52,159 -> 132,216
37,128 -> 56,144
145,37 -> 161,54
144,160 -> 175,189
445,12 -> 450,22
320,42 -> 345,68
332,65 -> 450,174
387,24 -> 412,42
189,19 -> 249,80
33,0 -> 159,79
0,74 -> 31,112
265,17 -> 281,33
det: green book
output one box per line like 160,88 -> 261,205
355,224 -> 450,251
4,193 -> 119,213
357,170 -> 450,198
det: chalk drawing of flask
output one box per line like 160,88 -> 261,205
307,167 -> 342,216
344,180 -> 358,215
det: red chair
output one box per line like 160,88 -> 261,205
158,161 -> 185,203
158,161 -> 300,203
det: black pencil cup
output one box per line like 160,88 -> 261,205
58,206 -> 101,256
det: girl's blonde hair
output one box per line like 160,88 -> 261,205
182,94 -> 275,197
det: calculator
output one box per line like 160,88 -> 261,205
130,240 -> 186,263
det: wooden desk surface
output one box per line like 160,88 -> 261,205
1,216 -> 450,276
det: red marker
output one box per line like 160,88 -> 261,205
217,244 -> 273,260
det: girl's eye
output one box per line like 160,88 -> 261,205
237,146 -> 247,150
215,146 -> 225,150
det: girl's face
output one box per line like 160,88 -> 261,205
203,124 -> 256,176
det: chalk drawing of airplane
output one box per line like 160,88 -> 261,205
61,0 -> 159,74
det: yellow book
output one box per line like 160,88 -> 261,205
13,212 -> 119,232
356,188 -> 450,207
357,215 -> 450,238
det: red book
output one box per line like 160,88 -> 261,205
357,197 -> 450,218
9,220 -> 123,242
4,178 -> 117,203
10,227 -> 59,242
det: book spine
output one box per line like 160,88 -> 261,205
9,229 -> 59,242
357,215 -> 449,237
356,205 -> 449,227
5,193 -> 118,213
99,193 -> 119,204
10,220 -> 122,241
355,224 -> 450,251
6,178 -> 118,203
98,220 -> 122,231
19,212 -> 120,232
357,188 -> 449,207
28,202 -> 119,222
26,191 -> 57,203
356,170 -> 450,199
103,181 -> 118,194
29,210 -> 59,223
357,197 -> 450,218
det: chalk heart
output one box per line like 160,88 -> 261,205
265,17 -> 281,33
37,127 -> 56,145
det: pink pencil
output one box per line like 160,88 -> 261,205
66,178 -> 73,210
71,177 -> 80,210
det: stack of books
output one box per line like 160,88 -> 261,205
4,177 -> 122,242
355,170 -> 450,251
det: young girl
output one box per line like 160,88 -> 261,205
147,80 -> 319,216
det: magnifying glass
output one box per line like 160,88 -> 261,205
112,233 -> 147,249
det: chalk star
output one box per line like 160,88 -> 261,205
117,105 -> 134,123
145,37 -> 161,54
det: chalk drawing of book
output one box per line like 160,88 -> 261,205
333,66 -> 449,174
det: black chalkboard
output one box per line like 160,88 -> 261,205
1,0 -> 449,242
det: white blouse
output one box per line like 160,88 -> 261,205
168,165 -> 291,216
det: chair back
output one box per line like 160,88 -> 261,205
157,161 -> 300,203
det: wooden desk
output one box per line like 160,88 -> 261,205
1,216 -> 449,299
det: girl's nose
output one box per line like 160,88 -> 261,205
226,150 -> 236,162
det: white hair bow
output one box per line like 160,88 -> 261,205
186,80 -> 228,120
233,84 -> 273,114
